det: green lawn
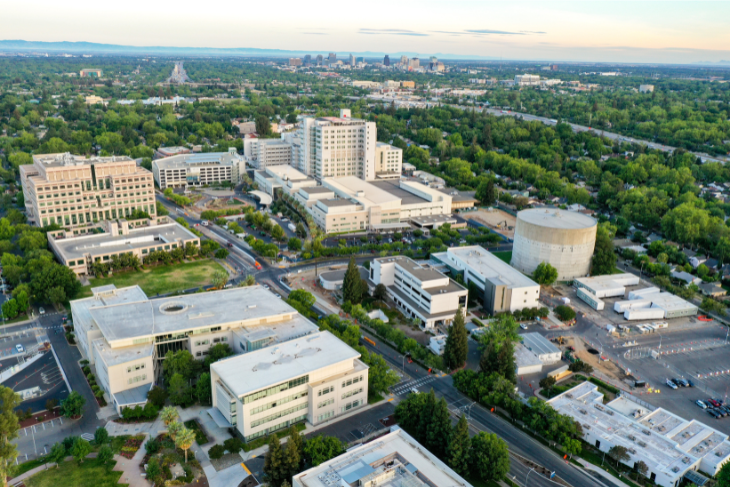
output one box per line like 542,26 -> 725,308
25,459 -> 127,487
491,251 -> 512,264
78,259 -> 226,298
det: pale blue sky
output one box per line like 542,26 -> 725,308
3,0 -> 730,63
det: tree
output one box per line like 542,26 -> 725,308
443,307 -> 468,370
72,438 -> 92,464
94,426 -> 109,445
364,350 -> 399,394
147,457 -> 162,483
214,248 -> 229,259
562,436 -> 582,458
635,460 -> 648,477
204,344 -> 234,367
479,340 -> 516,384
243,274 -> 256,287
169,373 -> 192,406
475,179 -> 497,206
61,391 -> 85,418
255,115 -> 272,136
608,445 -> 630,467
569,359 -> 593,374
147,386 -> 168,409
295,223 -> 307,239
591,225 -> 617,275
447,415 -> 471,475
532,262 -> 558,286
271,225 -> 285,241
211,269 -> 229,289
1,300 -> 17,320
288,237 -> 302,251
175,427 -> 196,463
161,406 -> 178,427
373,283 -> 387,302
263,434 -> 287,487
539,376 -> 556,394
302,436 -> 344,468
164,350 -> 195,382
342,257 -> 364,304
554,305 -> 576,321
97,444 -> 113,470
469,432 -> 510,484
196,373 -> 212,405
283,426 -> 302,479
0,387 -> 21,483
168,421 -> 184,441
48,442 -> 66,468
424,397 -> 451,458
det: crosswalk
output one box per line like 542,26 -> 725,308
390,376 -> 438,396
80,433 -> 94,442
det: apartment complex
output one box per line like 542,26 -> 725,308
71,285 -> 320,414
374,142 -> 403,177
514,74 -> 541,86
152,148 -> 243,189
254,165 -> 317,198
48,217 -> 200,276
291,109 -> 378,181
301,176 -> 452,233
370,256 -> 467,329
243,138 -> 293,169
292,427 -> 472,487
80,68 -> 103,77
20,153 -> 156,229
432,246 -> 540,314
211,331 -> 368,442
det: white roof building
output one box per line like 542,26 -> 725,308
292,427 -> 472,487
520,332 -> 561,364
152,148 -> 243,189
211,331 -> 368,442
254,164 -> 317,198
549,382 -> 730,487
432,246 -> 540,314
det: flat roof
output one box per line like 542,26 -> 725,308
520,332 -> 561,357
649,293 -> 699,313
265,164 -> 313,182
292,427 -> 472,487
376,255 -> 446,282
434,246 -> 539,290
32,152 -> 135,168
52,222 -> 198,261
153,151 -> 239,169
299,186 -> 334,195
324,177 -> 400,207
574,274 -> 640,293
517,208 -> 597,230
370,180 -> 426,205
514,343 -> 543,368
317,198 -> 358,208
212,331 -> 362,397
76,285 -> 303,343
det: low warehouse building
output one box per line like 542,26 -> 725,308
613,288 -> 698,320
515,342 -> 544,375
318,266 -> 369,291
574,273 -> 640,310
549,382 -> 730,487
520,332 -> 562,364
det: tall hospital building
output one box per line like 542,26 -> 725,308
20,153 -> 156,229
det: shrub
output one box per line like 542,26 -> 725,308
208,444 -> 225,460
145,439 -> 160,454
82,366 -> 91,375
223,438 -> 243,453
554,305 -> 576,321
80,359 -> 89,366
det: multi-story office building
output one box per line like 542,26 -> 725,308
303,55 -> 312,65
515,74 -> 541,86
211,330 -> 368,442
289,58 -> 303,67
374,142 -> 403,177
328,53 -> 336,64
432,246 -> 540,314
80,69 -> 103,77
72,285 -> 321,414
302,176 -> 452,233
254,165 -> 317,198
315,54 -> 323,65
20,153 -> 156,229
383,55 -> 390,66
292,109 -> 377,181
292,427 -> 473,487
152,148 -> 243,189
48,217 -> 200,276
243,138 -> 293,169
370,256 -> 467,329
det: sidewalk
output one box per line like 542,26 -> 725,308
575,458 -> 632,487
9,462 -> 57,486
112,435 -> 151,487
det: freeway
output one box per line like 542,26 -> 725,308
359,332 -> 610,487
472,105 -> 728,164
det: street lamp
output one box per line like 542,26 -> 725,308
525,467 -> 536,487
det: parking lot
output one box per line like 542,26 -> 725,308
1,350 -> 69,414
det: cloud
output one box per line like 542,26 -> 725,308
302,32 -> 328,35
359,28 -> 429,36
520,31 -> 547,34
431,29 -> 547,36
466,29 -> 525,35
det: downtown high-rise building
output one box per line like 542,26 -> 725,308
316,54 -> 323,65
383,55 -> 390,66
349,54 -> 355,66
304,54 -> 312,65
328,52 -> 336,64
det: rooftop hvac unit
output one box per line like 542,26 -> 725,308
579,409 -> 587,415
628,448 -> 636,454
642,430 -> 651,436
638,441 -> 647,447
566,393 -> 573,398
682,457 -> 691,464
716,451 -> 724,457
672,467 -> 680,473
628,435 -> 636,441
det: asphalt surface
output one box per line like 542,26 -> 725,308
3,351 -> 69,413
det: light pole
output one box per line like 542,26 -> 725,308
525,467 -> 536,487
401,355 -> 406,374
658,333 -> 663,350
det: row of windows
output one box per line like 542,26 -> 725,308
318,386 -> 333,397
245,414 -> 307,442
341,400 -> 361,412
250,402 -> 308,428
317,410 -> 335,422
342,375 -> 364,389
128,374 -> 147,385
342,388 -> 363,400
250,391 -> 308,416
317,398 -> 334,409
126,363 -> 145,374
243,375 -> 309,404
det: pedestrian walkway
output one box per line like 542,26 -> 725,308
390,376 -> 437,396
112,434 -> 151,487
575,458 -> 632,487
9,462 -> 57,486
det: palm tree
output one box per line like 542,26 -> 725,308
161,406 -> 178,427
168,421 -> 183,441
175,427 -> 196,463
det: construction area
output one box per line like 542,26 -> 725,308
460,207 -> 516,239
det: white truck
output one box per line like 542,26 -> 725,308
288,223 -> 297,233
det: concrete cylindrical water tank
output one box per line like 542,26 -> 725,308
511,209 -> 597,281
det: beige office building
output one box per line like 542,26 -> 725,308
71,285 -> 321,414
152,148 -> 242,190
20,153 -> 156,229
374,142 -> 403,178
243,138 -> 293,169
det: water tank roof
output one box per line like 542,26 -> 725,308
517,208 -> 596,230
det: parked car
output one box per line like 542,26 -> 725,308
38,307 -> 45,315
274,293 -> 282,299
263,284 -> 270,290
520,323 -> 528,330
696,400 -> 708,409
708,409 -> 721,419
666,379 -> 678,390
15,344 -> 24,353
674,378 -> 689,387
721,406 -> 730,416
687,379 -> 695,387
715,408 -> 727,417
708,399 -> 721,408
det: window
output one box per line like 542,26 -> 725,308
342,388 -> 363,399
318,398 -> 334,409
318,386 -> 333,397
341,400 -> 361,412
243,375 -> 309,404
317,410 -> 335,422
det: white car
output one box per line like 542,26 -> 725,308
274,293 -> 282,299
520,323 -> 528,330
263,284 -> 270,290
666,379 -> 678,390
38,307 -> 45,315
15,344 -> 24,354
696,400 -> 708,409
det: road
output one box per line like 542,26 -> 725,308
475,106 -> 728,164
359,332 -> 609,487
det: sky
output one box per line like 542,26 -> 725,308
3,0 -> 730,64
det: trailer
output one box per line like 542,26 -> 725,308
613,299 -> 652,313
624,308 -> 665,321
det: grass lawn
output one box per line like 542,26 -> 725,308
13,458 -> 46,477
25,459 -> 126,487
491,250 -> 512,264
78,259 -> 225,298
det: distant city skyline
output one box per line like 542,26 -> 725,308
3,1 -> 730,64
